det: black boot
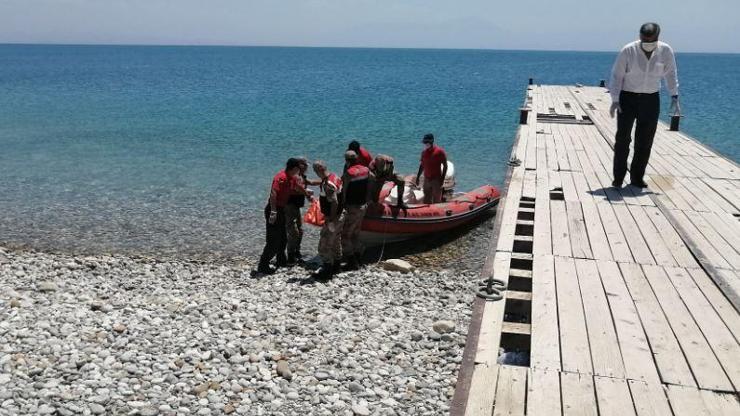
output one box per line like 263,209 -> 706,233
332,262 -> 342,276
312,264 -> 333,281
344,255 -> 359,271
354,253 -> 364,269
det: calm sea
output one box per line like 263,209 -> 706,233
1,45 -> 738,260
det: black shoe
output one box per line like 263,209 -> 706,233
354,253 -> 364,269
312,265 -> 333,281
332,262 -> 342,275
256,264 -> 275,276
344,256 -> 359,271
611,179 -> 623,188
630,180 -> 648,189
276,255 -> 289,268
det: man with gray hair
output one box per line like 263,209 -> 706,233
609,22 -> 679,189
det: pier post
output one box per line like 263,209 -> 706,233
519,107 -> 530,125
599,79 -> 606,87
528,77 -> 534,85
670,115 -> 681,131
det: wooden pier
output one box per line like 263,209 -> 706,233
452,84 -> 740,415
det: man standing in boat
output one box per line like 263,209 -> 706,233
257,158 -> 302,275
312,160 -> 343,280
341,150 -> 370,270
416,133 -> 448,203
348,140 -> 373,167
609,22 -> 679,188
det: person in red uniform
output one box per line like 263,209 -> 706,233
348,140 -> 373,167
415,133 -> 448,204
341,150 -> 370,270
257,158 -> 302,275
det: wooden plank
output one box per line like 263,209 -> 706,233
497,169 -> 525,254
668,209 -> 732,269
530,255 -> 560,371
642,265 -> 734,392
574,259 -> 625,378
572,170 -> 592,201
526,368 -> 561,416
642,206 -> 697,268
665,385 -> 713,416
663,266 -> 740,390
551,201 -> 572,257
611,204 -> 655,265
474,252 -> 512,366
700,389 -> 740,416
465,363 -> 499,416
581,200 -> 613,261
555,257 -> 592,374
523,169 -> 537,200
683,210 -> 740,269
502,321 -> 531,335
619,263 -> 696,387
567,201 -> 593,259
704,178 -> 740,211
533,168 -> 552,256
594,376 -> 636,416
686,267 -> 740,336
627,381 -> 673,416
596,261 -> 661,385
561,171 -> 579,202
492,365 -> 527,416
626,204 -> 677,267
596,202 -> 633,263
561,372 -> 598,416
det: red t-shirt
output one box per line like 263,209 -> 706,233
420,146 -> 447,179
270,170 -> 297,208
357,147 -> 373,167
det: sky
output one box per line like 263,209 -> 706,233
1,0 -> 738,53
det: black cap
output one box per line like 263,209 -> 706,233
285,157 -> 302,171
422,133 -> 435,143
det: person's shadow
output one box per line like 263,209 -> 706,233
588,185 -> 655,202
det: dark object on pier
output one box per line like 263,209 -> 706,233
528,77 -> 534,85
599,79 -> 606,87
670,115 -> 681,131
519,108 -> 530,125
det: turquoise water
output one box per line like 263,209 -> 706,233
1,45 -> 738,258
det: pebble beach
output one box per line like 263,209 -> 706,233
0,246 -> 480,415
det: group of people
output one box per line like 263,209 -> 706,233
256,134 -> 448,280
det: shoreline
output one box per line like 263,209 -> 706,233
0,245 -> 477,415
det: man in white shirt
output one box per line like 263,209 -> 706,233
608,22 -> 679,188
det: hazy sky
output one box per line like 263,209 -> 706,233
1,0 -> 738,53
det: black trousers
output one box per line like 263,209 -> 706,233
258,205 -> 287,268
613,91 -> 660,184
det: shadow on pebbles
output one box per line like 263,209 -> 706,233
0,246 -> 480,415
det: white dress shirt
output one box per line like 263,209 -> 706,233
609,40 -> 679,102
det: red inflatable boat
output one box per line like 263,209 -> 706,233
360,184 -> 500,245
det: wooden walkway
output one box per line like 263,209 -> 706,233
453,85 -> 740,416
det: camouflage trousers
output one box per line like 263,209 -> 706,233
318,214 -> 344,264
284,204 -> 303,254
341,204 -> 367,256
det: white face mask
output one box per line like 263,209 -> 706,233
423,143 -> 432,150
641,41 -> 657,52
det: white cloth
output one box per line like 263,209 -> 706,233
609,40 -> 679,102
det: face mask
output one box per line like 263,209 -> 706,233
641,41 -> 657,52
423,143 -> 432,150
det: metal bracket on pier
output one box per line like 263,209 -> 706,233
476,277 -> 507,301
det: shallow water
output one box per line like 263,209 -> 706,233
1,45 -> 738,264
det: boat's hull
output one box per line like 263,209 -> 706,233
359,185 -> 500,245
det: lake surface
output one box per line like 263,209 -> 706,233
1,45 -> 737,261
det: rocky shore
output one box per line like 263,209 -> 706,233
0,246 -> 479,415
